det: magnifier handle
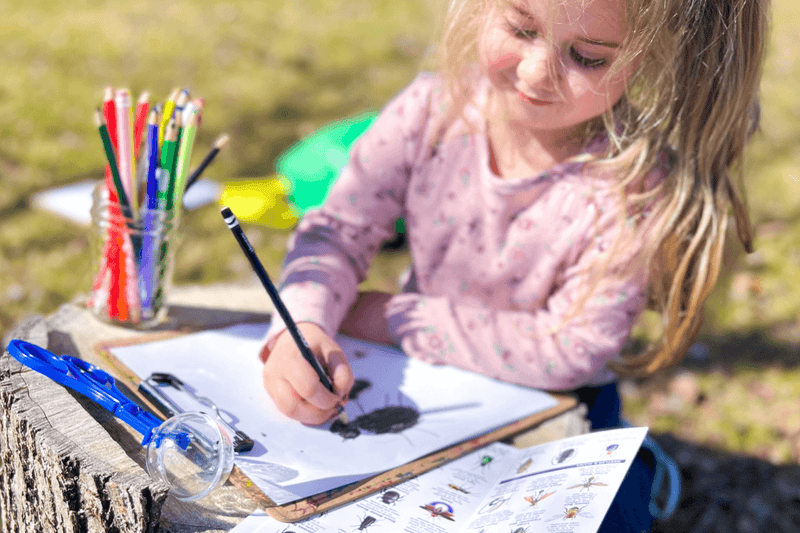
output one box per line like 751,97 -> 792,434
6,340 -> 162,445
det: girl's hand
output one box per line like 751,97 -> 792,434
262,323 -> 354,425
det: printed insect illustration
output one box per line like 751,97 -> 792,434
551,447 -> 576,465
478,496 -> 509,514
477,454 -> 494,471
601,443 -> 620,457
420,502 -> 455,521
517,458 -> 533,473
353,515 -> 377,531
379,490 -> 403,505
447,482 -> 471,494
523,489 -> 556,507
546,506 -> 594,521
568,476 -> 608,491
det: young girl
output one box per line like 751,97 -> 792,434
261,0 -> 766,529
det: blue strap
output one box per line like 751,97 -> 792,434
622,418 -> 682,519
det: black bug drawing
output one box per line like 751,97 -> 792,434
348,378 -> 372,400
354,515 -> 377,531
379,490 -> 403,505
330,392 -> 424,443
510,527 -> 529,533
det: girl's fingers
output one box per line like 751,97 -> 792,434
325,348 -> 354,401
284,359 -> 341,412
265,371 -> 339,425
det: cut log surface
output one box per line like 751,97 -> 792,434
1,282 -> 270,532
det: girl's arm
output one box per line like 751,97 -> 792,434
384,252 -> 649,392
260,75 -> 438,421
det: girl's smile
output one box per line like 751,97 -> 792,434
479,0 -> 637,145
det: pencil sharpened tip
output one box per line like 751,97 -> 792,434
337,407 -> 349,425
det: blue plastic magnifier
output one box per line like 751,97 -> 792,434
6,339 -> 234,501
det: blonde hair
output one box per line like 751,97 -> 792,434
436,0 -> 769,377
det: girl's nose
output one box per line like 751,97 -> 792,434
517,44 -> 560,95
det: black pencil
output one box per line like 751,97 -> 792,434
221,207 -> 347,421
184,133 -> 229,194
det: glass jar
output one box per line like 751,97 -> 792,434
87,183 -> 181,328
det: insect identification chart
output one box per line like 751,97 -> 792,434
231,427 -> 648,533
109,322 -> 559,504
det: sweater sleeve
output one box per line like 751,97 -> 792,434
261,75 -> 438,357
384,207 -> 651,390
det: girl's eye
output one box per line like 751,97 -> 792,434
569,47 -> 608,69
506,22 -> 537,40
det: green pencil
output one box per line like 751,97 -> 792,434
94,109 -> 133,219
173,108 -> 199,202
159,117 -> 179,211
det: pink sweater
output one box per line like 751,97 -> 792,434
264,73 -> 661,390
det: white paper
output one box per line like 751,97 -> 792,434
31,178 -> 220,226
110,323 -> 558,504
229,427 -> 648,533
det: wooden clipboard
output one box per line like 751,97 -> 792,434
95,330 -> 577,523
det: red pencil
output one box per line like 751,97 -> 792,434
133,91 -> 150,160
100,86 -> 130,320
102,86 -> 119,204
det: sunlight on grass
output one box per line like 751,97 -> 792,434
0,0 -> 798,467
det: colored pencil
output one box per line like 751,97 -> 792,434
158,88 -> 179,147
173,109 -> 199,203
184,133 -> 229,194
94,109 -> 133,220
115,89 -> 137,216
144,109 -> 160,210
159,117 -> 179,211
133,91 -> 150,160
140,108 -> 161,310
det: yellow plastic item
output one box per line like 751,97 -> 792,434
219,176 -> 299,229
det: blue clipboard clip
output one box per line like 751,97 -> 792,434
6,339 -> 175,447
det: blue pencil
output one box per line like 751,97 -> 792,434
140,109 -> 160,313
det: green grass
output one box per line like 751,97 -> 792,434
0,0 -> 438,334
1,0 -> 799,464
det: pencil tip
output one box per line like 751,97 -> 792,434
337,407 -> 349,425
138,91 -> 150,104
103,86 -> 113,101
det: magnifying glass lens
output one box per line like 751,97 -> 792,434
146,412 -> 235,501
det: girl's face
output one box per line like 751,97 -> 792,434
479,0 -> 635,139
